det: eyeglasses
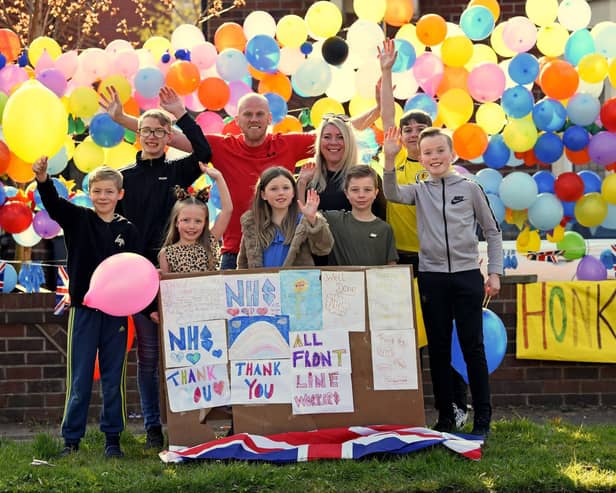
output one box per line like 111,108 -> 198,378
322,113 -> 350,123
138,127 -> 170,138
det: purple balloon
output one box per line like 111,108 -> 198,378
32,210 -> 61,239
588,131 -> 616,167
36,68 -> 67,97
576,255 -> 608,281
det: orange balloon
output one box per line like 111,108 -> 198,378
540,60 -> 578,100
0,28 -> 21,63
123,97 -> 140,117
468,0 -> 500,21
372,125 -> 384,145
416,14 -> 447,46
197,78 -> 230,111
214,22 -> 247,52
384,0 -> 414,27
565,146 -> 590,165
0,140 -> 10,175
273,115 -> 303,133
258,72 -> 293,101
452,123 -> 488,160
223,119 -> 242,135
248,64 -> 268,81
436,66 -> 469,95
6,152 -> 34,183
165,61 -> 201,96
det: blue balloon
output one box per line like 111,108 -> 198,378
1,263 -> 18,293
209,182 -> 221,209
482,134 -> 510,169
89,113 -> 125,148
506,151 -> 524,167
534,132 -> 563,163
476,167 -> 503,194
599,249 -> 615,269
34,178 -> 70,210
404,93 -> 437,121
486,193 -> 505,224
501,85 -> 534,118
0,184 -> 5,205
532,170 -> 555,193
508,53 -> 539,85
602,204 -> 616,229
459,5 -> 495,41
300,42 -> 312,56
567,93 -> 600,126
564,29 -> 595,66
563,125 -> 590,151
264,92 -> 287,124
392,39 -> 416,72
577,170 -> 602,194
291,58 -> 331,97
499,171 -> 538,210
528,193 -> 564,230
134,67 -> 165,98
82,174 -> 90,194
245,35 -> 280,73
47,146 -> 69,175
3,185 -> 18,198
451,308 -> 507,384
562,200 -> 575,218
216,48 -> 248,82
70,193 -> 93,209
532,99 -> 566,132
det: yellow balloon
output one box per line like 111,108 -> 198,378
143,36 -> 171,61
515,226 -> 530,253
73,139 -> 105,173
64,135 -> 76,160
98,75 -> 132,104
276,15 -> 308,48
68,86 -> 99,118
440,35 -> 473,68
476,102 -> 506,134
104,141 -> 137,169
28,36 -> 62,66
577,53 -> 609,83
490,23 -> 517,58
395,24 -> 426,57
305,1 -> 342,39
536,23 -> 569,57
354,0 -> 386,22
602,174 -> 616,205
502,118 -> 538,152
374,102 -> 403,130
527,230 -> 541,251
310,97 -> 345,126
575,192 -> 608,227
438,88 -> 473,130
547,224 -> 565,243
525,0 -> 558,27
3,81 -> 67,163
464,43 -> 497,71
608,58 -> 616,88
348,95 -> 376,117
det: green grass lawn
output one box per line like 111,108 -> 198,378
1,418 -> 615,493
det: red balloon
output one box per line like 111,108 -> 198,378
0,200 -> 33,233
222,119 -> 242,136
600,97 -> 616,132
554,172 -> 584,202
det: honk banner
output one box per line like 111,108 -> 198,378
517,281 -> 616,363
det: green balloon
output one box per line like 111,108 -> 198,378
556,231 -> 586,260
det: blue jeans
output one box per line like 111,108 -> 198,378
133,313 -> 160,431
220,252 -> 238,270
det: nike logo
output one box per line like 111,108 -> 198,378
451,196 -> 465,205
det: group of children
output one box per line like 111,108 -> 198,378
35,39 -> 503,459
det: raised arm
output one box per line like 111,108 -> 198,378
379,39 -> 397,133
32,156 -> 81,226
201,163 -> 233,240
382,127 -> 416,205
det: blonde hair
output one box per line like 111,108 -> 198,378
88,165 -> 123,190
139,109 -> 173,128
162,197 -> 216,270
250,166 -> 300,250
311,118 -> 358,193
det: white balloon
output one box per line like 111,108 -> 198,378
346,20 -> 384,60
558,0 -> 592,31
392,69 -> 419,100
354,59 -> 381,99
326,64 -> 356,102
243,11 -> 277,40
13,224 -> 41,248
577,79 -> 604,98
278,47 -> 305,75
171,24 -> 205,52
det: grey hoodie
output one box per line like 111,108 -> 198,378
383,170 -> 503,275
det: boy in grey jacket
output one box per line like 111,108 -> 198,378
382,126 -> 503,437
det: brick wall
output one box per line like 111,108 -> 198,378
2,279 -> 615,425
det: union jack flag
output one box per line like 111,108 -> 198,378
612,244 -> 616,274
159,425 -> 483,464
526,250 -> 565,263
0,261 -> 6,290
54,266 -> 71,316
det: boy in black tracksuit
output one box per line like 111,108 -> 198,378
33,157 -> 139,458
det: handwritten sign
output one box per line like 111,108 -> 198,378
291,370 -> 354,414
223,273 -> 281,317
517,281 -> 616,363
366,267 -> 414,331
228,315 -> 290,360
165,363 -> 230,412
371,330 -> 418,390
163,319 -> 227,369
290,331 -> 351,373
280,269 -> 323,331
160,275 -> 224,324
230,359 -> 292,404
321,271 -> 366,331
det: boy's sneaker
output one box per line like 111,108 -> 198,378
58,443 -> 79,457
104,444 -> 124,458
145,425 -> 164,450
453,403 -> 469,429
432,417 -> 454,433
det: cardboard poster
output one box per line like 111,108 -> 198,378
280,269 -> 323,331
228,315 -> 290,360
230,359 -> 292,404
321,270 -> 366,331
371,330 -> 418,390
292,370 -> 354,415
223,272 -> 281,318
290,330 -> 351,373
366,267 -> 414,331
163,319 -> 227,369
160,275 -> 224,324
165,363 -> 230,412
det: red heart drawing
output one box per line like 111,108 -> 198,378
257,307 -> 268,315
227,308 -> 240,316
213,381 -> 225,395
193,386 -> 201,403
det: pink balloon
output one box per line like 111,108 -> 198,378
83,253 -> 159,316
134,91 -> 160,111
112,51 -> 140,78
196,111 -> 225,133
224,81 -> 253,117
412,53 -> 443,97
576,255 -> 607,281
0,65 -> 29,93
190,42 -> 218,71
34,51 -> 55,73
467,63 -> 506,102
55,50 -> 79,79
183,91 -> 205,112
502,16 -> 537,53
